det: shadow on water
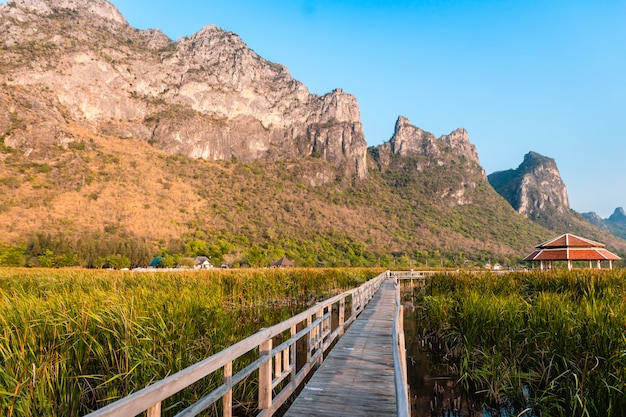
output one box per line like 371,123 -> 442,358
403,297 -> 536,417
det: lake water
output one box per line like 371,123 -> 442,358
403,302 -> 536,417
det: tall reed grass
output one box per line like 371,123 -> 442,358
415,270 -> 626,417
0,267 -> 376,416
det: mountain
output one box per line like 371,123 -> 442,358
0,0 -> 624,268
488,152 -> 626,252
582,208 -> 626,240
0,0 -> 367,179
488,152 -> 569,224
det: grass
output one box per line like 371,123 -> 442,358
413,269 -> 626,417
0,267 -> 378,416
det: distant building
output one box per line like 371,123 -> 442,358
524,233 -> 621,270
270,257 -> 294,268
194,256 -> 213,269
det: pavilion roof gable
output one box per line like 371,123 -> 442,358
536,233 -> 605,249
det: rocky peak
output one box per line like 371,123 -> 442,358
384,116 -> 482,169
439,128 -> 481,166
488,151 -> 570,222
9,0 -> 127,25
390,116 -> 438,157
581,211 -> 608,230
608,207 -> 626,225
0,2 -> 367,179
368,116 -> 486,207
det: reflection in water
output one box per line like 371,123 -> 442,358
404,304 -> 481,417
403,300 -> 536,417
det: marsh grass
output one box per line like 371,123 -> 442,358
415,270 -> 626,417
0,267 -> 376,416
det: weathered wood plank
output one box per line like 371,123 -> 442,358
283,280 -> 398,417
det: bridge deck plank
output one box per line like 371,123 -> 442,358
283,279 -> 397,417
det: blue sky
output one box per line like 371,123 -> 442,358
5,0 -> 626,217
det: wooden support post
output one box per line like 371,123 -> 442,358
316,308 -> 323,364
290,325 -> 297,382
259,339 -> 273,410
306,316 -> 312,364
282,347 -> 289,375
338,297 -> 345,335
147,402 -> 161,417
275,344 -> 282,377
223,362 -> 233,417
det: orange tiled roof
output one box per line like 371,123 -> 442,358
535,233 -> 605,249
524,247 -> 621,261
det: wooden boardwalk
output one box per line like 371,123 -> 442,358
283,279 -> 398,417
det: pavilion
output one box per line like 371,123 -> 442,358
524,233 -> 621,270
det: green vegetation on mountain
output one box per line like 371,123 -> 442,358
0,127 -> 567,268
1,1 -> 624,268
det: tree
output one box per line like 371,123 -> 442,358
0,245 -> 25,267
38,249 -> 56,267
101,254 -> 131,269
245,244 -> 265,267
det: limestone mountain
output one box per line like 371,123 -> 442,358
1,0 -> 624,267
609,207 -> 626,225
582,208 -> 626,240
360,118 -> 575,264
489,152 -> 626,251
0,0 -> 367,179
371,116 -> 485,207
488,151 -> 569,223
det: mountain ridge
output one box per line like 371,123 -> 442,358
1,0 -> 624,267
582,208 -> 626,241
1,0 -> 368,179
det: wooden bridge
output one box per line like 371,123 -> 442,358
86,271 -> 432,417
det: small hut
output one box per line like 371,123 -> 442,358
270,257 -> 294,268
524,233 -> 621,270
194,256 -> 213,269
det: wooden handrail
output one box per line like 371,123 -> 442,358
85,273 -> 386,417
391,272 -> 411,417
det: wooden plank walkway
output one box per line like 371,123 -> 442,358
283,279 -> 397,417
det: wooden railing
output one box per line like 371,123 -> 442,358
392,270 -> 437,280
85,272 -> 386,417
390,272 -> 411,417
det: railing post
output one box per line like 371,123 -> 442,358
316,307 -> 324,364
147,402 -> 161,417
259,339 -> 273,410
223,362 -> 232,417
290,324 -> 297,383
306,315 -> 312,365
338,296 -> 345,335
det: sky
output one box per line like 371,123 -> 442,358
4,0 -> 625,217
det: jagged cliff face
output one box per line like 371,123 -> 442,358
387,116 -> 482,167
371,116 -> 485,206
488,151 -> 570,221
0,0 -> 367,179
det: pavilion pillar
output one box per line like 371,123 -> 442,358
597,260 -> 601,270
609,260 -> 613,270
567,260 -> 572,271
